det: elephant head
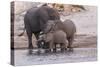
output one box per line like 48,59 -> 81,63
44,20 -> 62,33
44,6 -> 60,20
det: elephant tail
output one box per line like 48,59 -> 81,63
18,28 -> 25,36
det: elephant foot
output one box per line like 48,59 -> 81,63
37,48 -> 42,55
61,48 -> 65,53
53,49 -> 56,53
37,51 -> 41,55
65,48 -> 67,51
45,49 -> 50,53
28,49 -> 33,55
68,48 -> 73,52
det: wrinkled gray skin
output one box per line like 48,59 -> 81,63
43,30 -> 67,52
44,19 -> 76,51
19,5 -> 60,54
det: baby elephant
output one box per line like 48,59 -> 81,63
44,19 -> 76,51
43,30 -> 67,52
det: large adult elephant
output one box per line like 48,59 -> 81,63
19,5 -> 60,54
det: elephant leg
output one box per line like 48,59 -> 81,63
64,42 -> 67,51
26,31 -> 33,54
53,43 -> 56,53
48,42 -> 53,52
44,42 -> 50,53
25,22 -> 33,54
55,44 -> 57,52
67,37 -> 74,52
60,43 -> 65,52
34,32 -> 41,48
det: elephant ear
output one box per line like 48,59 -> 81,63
51,20 -> 62,31
46,20 -> 59,33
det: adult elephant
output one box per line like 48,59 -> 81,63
19,5 -> 60,54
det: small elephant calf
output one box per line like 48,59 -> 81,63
42,30 -> 67,52
44,20 -> 76,51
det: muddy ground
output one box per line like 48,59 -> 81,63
12,5 -> 97,66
